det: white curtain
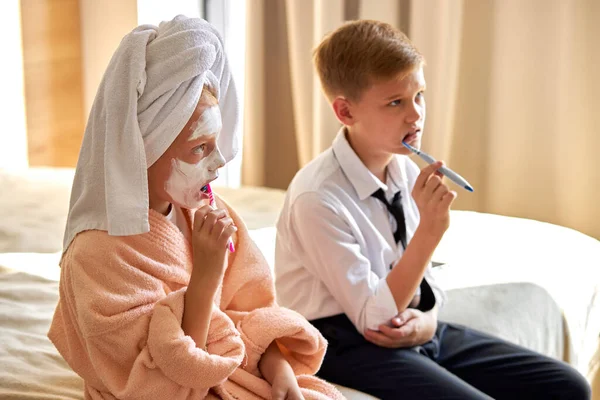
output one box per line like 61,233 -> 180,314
242,0 -> 600,240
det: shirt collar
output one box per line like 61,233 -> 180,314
332,127 -> 408,201
386,154 -> 408,194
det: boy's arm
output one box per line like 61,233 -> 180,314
386,161 -> 456,312
386,228 -> 442,311
288,192 -> 400,333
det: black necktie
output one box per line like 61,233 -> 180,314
371,188 -> 407,249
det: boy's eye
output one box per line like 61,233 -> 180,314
389,99 -> 401,106
192,144 -> 206,154
417,91 -> 425,99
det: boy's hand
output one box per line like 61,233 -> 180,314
191,205 -> 237,281
364,309 -> 437,348
412,161 -> 457,238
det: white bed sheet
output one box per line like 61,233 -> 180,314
432,211 -> 600,377
0,167 -> 598,398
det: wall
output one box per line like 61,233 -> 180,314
20,0 -> 84,167
0,1 -> 28,170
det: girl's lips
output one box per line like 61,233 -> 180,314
198,185 -> 211,200
193,189 -> 210,202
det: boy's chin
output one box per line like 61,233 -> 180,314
398,149 -> 413,156
396,143 -> 418,155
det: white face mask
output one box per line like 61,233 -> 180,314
188,106 -> 222,142
164,105 -> 226,209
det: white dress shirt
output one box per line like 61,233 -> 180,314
275,128 -> 446,333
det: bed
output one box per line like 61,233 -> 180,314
1,167 -> 598,399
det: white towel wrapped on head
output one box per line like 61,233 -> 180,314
63,15 -> 239,251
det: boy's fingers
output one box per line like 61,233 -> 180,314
397,308 -> 419,323
396,319 -> 417,337
379,324 -> 406,339
365,329 -> 394,347
433,182 -> 450,201
433,161 -> 445,178
415,161 -> 443,189
440,191 -> 457,209
423,175 -> 442,199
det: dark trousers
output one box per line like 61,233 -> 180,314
310,314 -> 591,400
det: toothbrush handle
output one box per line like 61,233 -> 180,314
404,141 -> 474,191
417,152 -> 437,165
417,153 -> 473,190
439,166 -> 469,187
207,186 -> 236,253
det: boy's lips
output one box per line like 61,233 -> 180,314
403,130 -> 420,143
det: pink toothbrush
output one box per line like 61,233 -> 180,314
205,184 -> 235,253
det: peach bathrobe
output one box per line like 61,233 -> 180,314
48,197 -> 344,400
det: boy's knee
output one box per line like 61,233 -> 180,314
565,373 -> 591,400
554,365 -> 591,400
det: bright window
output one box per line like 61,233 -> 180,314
204,0 -> 247,188
136,0 -> 246,188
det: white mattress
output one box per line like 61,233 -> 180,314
250,219 -> 600,381
0,167 -> 375,400
0,260 -> 83,399
432,211 -> 600,377
0,167 -> 598,399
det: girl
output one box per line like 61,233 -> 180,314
49,16 -> 342,400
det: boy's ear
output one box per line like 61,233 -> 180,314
332,97 -> 354,126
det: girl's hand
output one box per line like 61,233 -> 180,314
271,369 -> 305,400
191,205 -> 236,281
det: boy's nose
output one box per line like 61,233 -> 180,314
406,103 -> 423,123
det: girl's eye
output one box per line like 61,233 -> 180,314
193,144 -> 206,154
389,99 -> 401,106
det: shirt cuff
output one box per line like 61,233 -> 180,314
363,278 -> 399,331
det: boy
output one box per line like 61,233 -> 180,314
274,20 -> 590,399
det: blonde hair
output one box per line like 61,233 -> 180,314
199,84 -> 218,106
313,19 -> 424,101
